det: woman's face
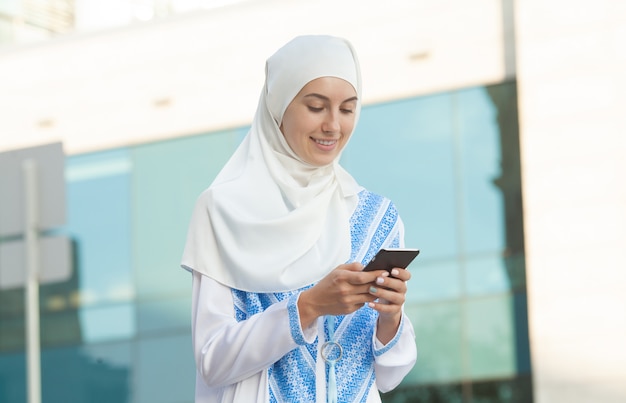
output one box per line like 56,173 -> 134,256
280,77 -> 358,167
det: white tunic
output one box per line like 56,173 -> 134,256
191,272 -> 417,402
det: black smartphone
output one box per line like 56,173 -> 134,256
363,248 -> 420,272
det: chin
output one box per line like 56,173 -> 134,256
304,158 -> 329,167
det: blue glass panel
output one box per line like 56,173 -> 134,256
465,253 -> 511,295
465,295 -> 516,379
407,258 -> 462,303
0,343 -> 133,403
65,149 -> 133,306
455,87 -> 506,254
79,304 -> 135,343
135,334 -> 194,403
404,300 -> 463,383
131,129 -> 245,299
345,93 -> 458,259
42,343 -> 132,402
137,296 -> 191,335
0,351 -> 25,402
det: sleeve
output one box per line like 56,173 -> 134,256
372,312 -> 418,392
373,209 -> 417,392
191,271 -> 317,388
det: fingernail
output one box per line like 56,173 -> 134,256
391,269 -> 400,276
376,277 -> 385,285
369,286 -> 378,294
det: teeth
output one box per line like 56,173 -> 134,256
315,139 -> 336,146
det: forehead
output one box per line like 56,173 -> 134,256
297,77 -> 357,100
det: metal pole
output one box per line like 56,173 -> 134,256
23,159 -> 42,403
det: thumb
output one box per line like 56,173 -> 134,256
343,261 -> 364,272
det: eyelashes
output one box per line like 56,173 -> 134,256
307,106 -> 354,114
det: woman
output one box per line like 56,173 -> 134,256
181,35 -> 417,403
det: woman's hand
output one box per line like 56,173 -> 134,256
367,267 -> 411,345
297,262 -> 386,328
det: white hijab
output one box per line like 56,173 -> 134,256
181,35 -> 363,292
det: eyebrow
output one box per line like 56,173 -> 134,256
303,93 -> 358,103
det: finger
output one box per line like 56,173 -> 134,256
389,268 -> 411,281
367,299 -> 402,316
346,294 -> 380,313
373,275 -> 407,295
368,284 -> 405,307
348,269 -> 388,286
329,291 -> 379,314
372,288 -> 405,306
336,262 -> 378,283
342,262 -> 365,272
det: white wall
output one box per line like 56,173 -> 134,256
515,0 -> 626,401
0,0 -> 512,154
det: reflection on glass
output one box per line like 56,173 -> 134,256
42,343 -> 131,402
79,304 -> 136,343
455,87 -> 506,254
66,149 -> 134,308
465,295 -> 516,379
345,93 -> 458,259
465,253 -> 511,296
408,259 -> 462,303
52,150 -> 137,346
137,297 -> 191,335
136,334 -> 195,402
0,342 -> 132,402
131,129 -> 244,298
405,301 -> 463,383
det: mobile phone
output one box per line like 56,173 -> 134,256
363,248 -> 420,272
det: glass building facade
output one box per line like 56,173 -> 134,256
0,80 -> 530,402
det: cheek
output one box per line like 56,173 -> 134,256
280,120 -> 304,152
342,118 -> 356,137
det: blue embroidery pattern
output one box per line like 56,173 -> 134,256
373,314 -> 405,357
287,294 -> 308,346
232,190 -> 401,402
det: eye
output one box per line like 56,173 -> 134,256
307,106 -> 323,112
340,101 -> 357,114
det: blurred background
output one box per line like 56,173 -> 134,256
0,0 -> 625,402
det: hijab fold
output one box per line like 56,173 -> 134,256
181,35 -> 363,292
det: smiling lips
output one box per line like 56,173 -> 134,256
312,138 -> 337,146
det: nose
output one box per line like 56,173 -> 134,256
322,112 -> 340,134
